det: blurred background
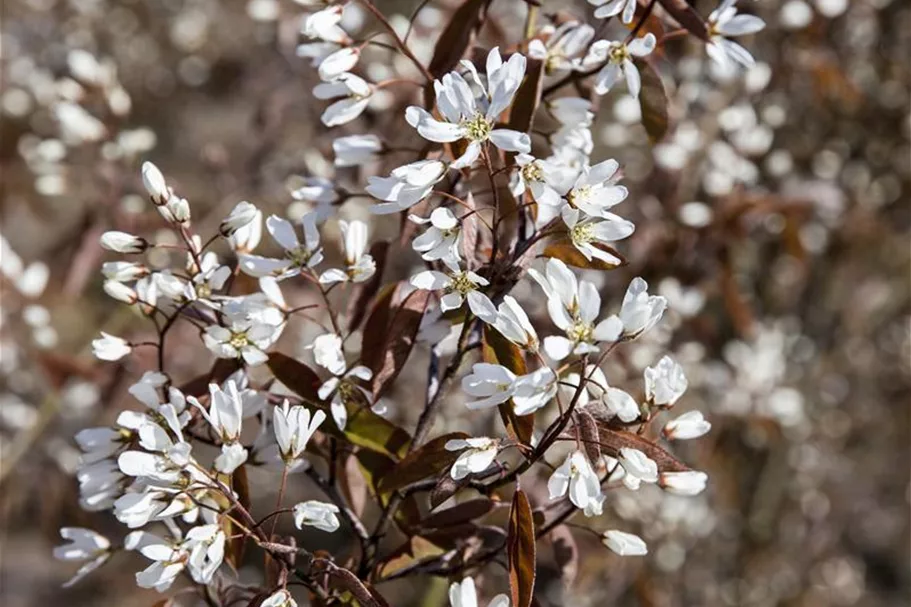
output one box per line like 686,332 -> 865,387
0,0 -> 909,605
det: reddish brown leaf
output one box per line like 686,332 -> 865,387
360,283 -> 398,372
225,464 -> 251,570
596,426 -> 691,472
179,359 -> 242,398
266,352 -> 322,403
347,241 -> 389,332
637,59 -> 670,143
430,471 -> 470,509
508,489 -> 536,607
574,410 -> 601,466
507,57 -> 545,136
657,0 -> 708,41
369,286 -> 431,400
427,0 -> 491,78
377,432 -> 468,493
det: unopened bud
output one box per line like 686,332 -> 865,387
141,161 -> 169,205
103,280 -> 138,304
100,231 -> 148,254
220,201 -> 259,237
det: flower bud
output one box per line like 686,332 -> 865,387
91,332 -> 131,361
602,530 -> 647,556
141,161 -> 169,205
659,471 -> 708,496
317,47 -> 359,81
100,231 -> 148,254
103,280 -> 138,304
101,261 -> 148,282
220,201 -> 258,237
662,410 -> 711,440
158,198 -> 190,225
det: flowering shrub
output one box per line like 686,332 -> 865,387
54,0 -> 767,604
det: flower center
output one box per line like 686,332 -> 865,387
229,331 -> 250,350
566,320 -> 593,343
570,222 -> 595,245
337,380 -> 359,403
521,161 -> 544,183
449,272 -> 477,295
462,113 -> 493,142
566,185 -> 592,208
286,245 -> 313,267
608,43 -> 630,64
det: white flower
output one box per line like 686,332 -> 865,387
562,158 -> 629,219
318,47 -> 360,81
548,450 -> 605,516
100,231 -> 147,253
410,207 -> 461,263
410,260 -> 496,321
220,201 -> 259,236
53,527 -> 111,587
589,0 -> 637,23
663,410 -> 711,440
527,22 -> 595,73
603,386 -> 640,422
461,363 -> 516,409
184,524 -> 225,584
141,161 -> 169,204
644,355 -> 688,406
333,134 -> 382,167
202,298 -> 282,366
612,277 -> 668,339
405,48 -> 530,168
318,365 -> 373,430
302,5 -> 348,44
528,258 -> 621,360
55,102 -> 106,143
511,154 -> 562,207
311,332 -> 346,375
511,367 -> 557,415
602,530 -> 647,556
445,437 -> 499,479
561,206 -> 634,265
293,500 -> 341,532
102,261 -> 148,282
318,220 -> 376,284
617,447 -> 658,490
239,212 -> 323,278
92,332 -> 131,361
707,0 -> 766,69
273,400 -> 326,461
492,295 -> 538,351
103,279 -> 138,304
262,589 -> 298,607
125,530 -> 188,592
587,34 -> 656,98
660,470 -> 708,495
314,73 -> 372,127
449,577 -> 509,607
367,159 -> 447,214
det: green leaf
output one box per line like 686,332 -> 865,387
508,489 -> 536,607
377,432 -> 468,493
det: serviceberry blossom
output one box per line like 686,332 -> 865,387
240,212 -> 323,278
368,159 -> 448,214
100,230 -> 147,253
92,332 -> 131,361
271,400 -> 325,466
589,0 -> 638,24
562,158 -> 630,219
660,471 -> 709,496
707,0 -> 766,69
663,410 -> 712,440
492,295 -> 539,351
203,298 -> 282,366
561,206 -> 635,265
445,437 -> 500,479
318,365 -> 374,430
560,366 -> 640,422
189,381 -> 248,473
314,73 -> 372,127
318,220 -> 376,284
333,134 -> 383,167
410,207 -> 462,263
311,332 -> 346,375
293,500 -> 341,533
410,259 -> 497,321
528,21 -> 595,73
604,277 -> 668,340
406,48 -> 531,168
262,590 -> 298,607
141,161 -> 169,204
617,447 -> 659,490
317,47 -> 360,81
54,528 -> 112,587
644,355 -> 688,406
449,577 -> 509,607
602,530 -> 648,556
548,450 -> 605,516
220,201 -> 259,237
511,154 -> 563,207
585,34 -> 657,98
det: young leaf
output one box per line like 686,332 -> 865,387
377,432 -> 468,493
360,283 -> 398,372
266,352 -> 322,404
179,359 -> 242,398
507,489 -> 536,607
420,498 -> 496,529
596,426 -> 691,472
370,286 -> 431,400
430,471 -> 471,509
347,241 -> 389,332
427,0 -> 491,78
574,410 -> 602,466
507,57 -> 545,136
637,60 -> 670,143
